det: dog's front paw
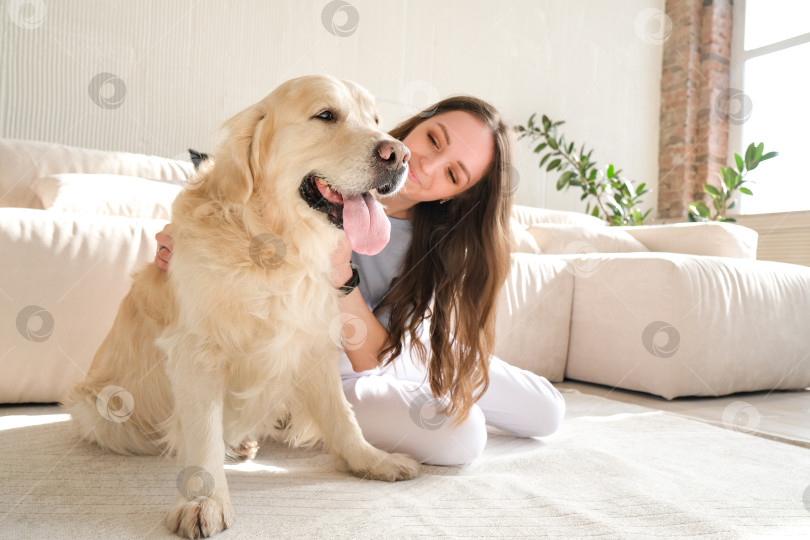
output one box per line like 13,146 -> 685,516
350,450 -> 421,482
227,439 -> 259,462
166,496 -> 234,539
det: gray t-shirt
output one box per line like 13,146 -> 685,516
351,216 -> 412,328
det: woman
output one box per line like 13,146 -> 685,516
156,96 -> 565,466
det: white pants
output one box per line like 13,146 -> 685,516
340,349 -> 565,467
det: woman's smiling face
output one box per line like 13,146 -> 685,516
399,110 -> 495,203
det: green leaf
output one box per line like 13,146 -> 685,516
538,153 -> 552,168
760,151 -> 779,162
591,206 -> 600,217
567,142 -> 574,154
533,142 -> 548,153
720,217 -> 737,223
542,115 -> 551,131
744,143 -> 756,170
606,164 -> 614,179
622,179 -> 635,196
704,184 -> 721,197
691,202 -> 711,218
739,186 -> 753,196
547,138 -> 559,150
635,182 -> 647,196
721,168 -> 738,190
556,170 -> 576,190
547,158 -> 561,172
735,153 -> 744,172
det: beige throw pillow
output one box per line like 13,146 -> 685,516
529,224 -> 649,254
32,173 -> 182,220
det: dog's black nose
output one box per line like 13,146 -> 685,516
376,140 -> 410,169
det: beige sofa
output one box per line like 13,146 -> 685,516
2,138 -> 809,404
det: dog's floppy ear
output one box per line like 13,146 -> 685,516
209,104 -> 268,205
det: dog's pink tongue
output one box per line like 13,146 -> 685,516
342,193 -> 390,255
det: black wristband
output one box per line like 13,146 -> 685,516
337,266 -> 360,296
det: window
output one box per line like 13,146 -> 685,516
729,0 -> 810,214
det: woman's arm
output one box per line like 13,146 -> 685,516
336,287 -> 388,372
329,236 -> 389,372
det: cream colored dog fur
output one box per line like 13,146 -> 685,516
63,75 -> 419,539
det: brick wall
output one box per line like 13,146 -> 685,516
658,0 -> 734,219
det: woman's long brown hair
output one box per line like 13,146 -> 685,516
376,96 -> 515,422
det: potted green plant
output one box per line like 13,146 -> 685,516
517,114 -> 651,226
688,142 -> 778,222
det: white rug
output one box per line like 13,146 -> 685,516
1,388 -> 809,539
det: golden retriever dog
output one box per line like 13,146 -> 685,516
62,74 -> 419,538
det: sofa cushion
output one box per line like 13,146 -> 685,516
0,208 -> 167,403
33,173 -> 182,220
512,204 -> 606,228
564,252 -> 810,399
510,218 -> 541,254
0,138 -> 193,209
620,221 -> 758,260
528,224 -> 650,254
494,253 -> 573,381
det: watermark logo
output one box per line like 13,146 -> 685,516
249,233 -> 287,269
714,88 -> 753,126
176,466 -> 215,500
721,400 -> 760,434
408,392 -> 448,431
88,72 -> 127,110
16,305 -> 54,342
95,385 -> 135,423
563,242 -> 601,278
503,166 -> 520,196
400,80 -> 441,119
321,0 -> 359,37
7,0 -> 46,29
329,313 -> 367,350
634,8 -> 673,45
642,321 -> 680,358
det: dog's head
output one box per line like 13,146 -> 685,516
202,75 -> 409,256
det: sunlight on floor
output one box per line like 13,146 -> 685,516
224,460 -> 287,474
578,411 -> 662,422
0,413 -> 71,431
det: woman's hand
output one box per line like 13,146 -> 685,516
155,224 -> 175,271
330,233 -> 354,288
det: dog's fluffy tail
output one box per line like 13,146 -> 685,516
62,382 -> 166,456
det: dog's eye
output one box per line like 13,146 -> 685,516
315,110 -> 335,121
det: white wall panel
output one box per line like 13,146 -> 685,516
1,0 -> 664,214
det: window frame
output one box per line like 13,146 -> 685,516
728,0 -> 810,215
